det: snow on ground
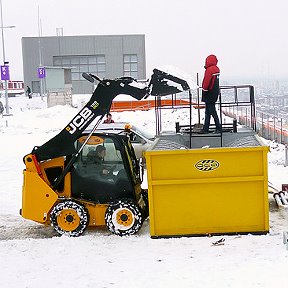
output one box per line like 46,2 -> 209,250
0,95 -> 287,288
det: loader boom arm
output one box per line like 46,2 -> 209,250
32,70 -> 190,161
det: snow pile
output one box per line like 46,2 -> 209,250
263,139 -> 287,166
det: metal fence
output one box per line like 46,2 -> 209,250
223,106 -> 288,145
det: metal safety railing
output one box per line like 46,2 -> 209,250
220,85 -> 256,131
158,84 -> 256,148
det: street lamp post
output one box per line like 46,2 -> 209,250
0,0 -> 15,115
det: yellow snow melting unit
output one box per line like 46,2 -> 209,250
145,138 -> 269,238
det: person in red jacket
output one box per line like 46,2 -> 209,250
201,54 -> 222,133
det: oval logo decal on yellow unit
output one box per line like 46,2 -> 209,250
195,159 -> 220,171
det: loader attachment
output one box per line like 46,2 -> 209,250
149,68 -> 190,96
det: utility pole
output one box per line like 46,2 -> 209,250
38,5 -> 44,100
0,0 -> 15,115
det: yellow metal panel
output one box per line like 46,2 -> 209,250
62,172 -> 72,198
84,202 -> 108,226
145,146 -> 269,237
146,147 -> 268,180
22,171 -> 58,223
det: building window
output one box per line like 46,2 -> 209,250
53,55 -> 106,81
123,54 -> 138,79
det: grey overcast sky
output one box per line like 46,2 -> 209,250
2,0 -> 288,81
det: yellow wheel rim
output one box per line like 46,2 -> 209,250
57,209 -> 80,232
116,209 -> 134,227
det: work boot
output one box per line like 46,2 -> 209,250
213,130 -> 222,134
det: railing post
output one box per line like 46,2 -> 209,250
175,122 -> 180,133
280,118 -> 283,144
245,107 -> 248,127
233,118 -> 237,132
273,116 -> 276,141
285,144 -> 288,167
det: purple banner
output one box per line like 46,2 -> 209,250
1,65 -> 10,80
38,67 -> 46,78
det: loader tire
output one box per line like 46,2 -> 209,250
50,200 -> 89,237
105,199 -> 143,236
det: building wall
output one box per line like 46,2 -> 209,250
22,34 -> 146,94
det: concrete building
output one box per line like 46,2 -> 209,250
22,34 -> 146,94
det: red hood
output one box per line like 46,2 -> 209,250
205,54 -> 218,68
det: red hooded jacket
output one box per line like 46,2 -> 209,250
202,54 -> 220,103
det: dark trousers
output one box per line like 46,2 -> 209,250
203,101 -> 221,132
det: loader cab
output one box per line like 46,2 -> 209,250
71,133 -> 141,203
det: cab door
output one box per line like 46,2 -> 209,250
71,135 -> 134,203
